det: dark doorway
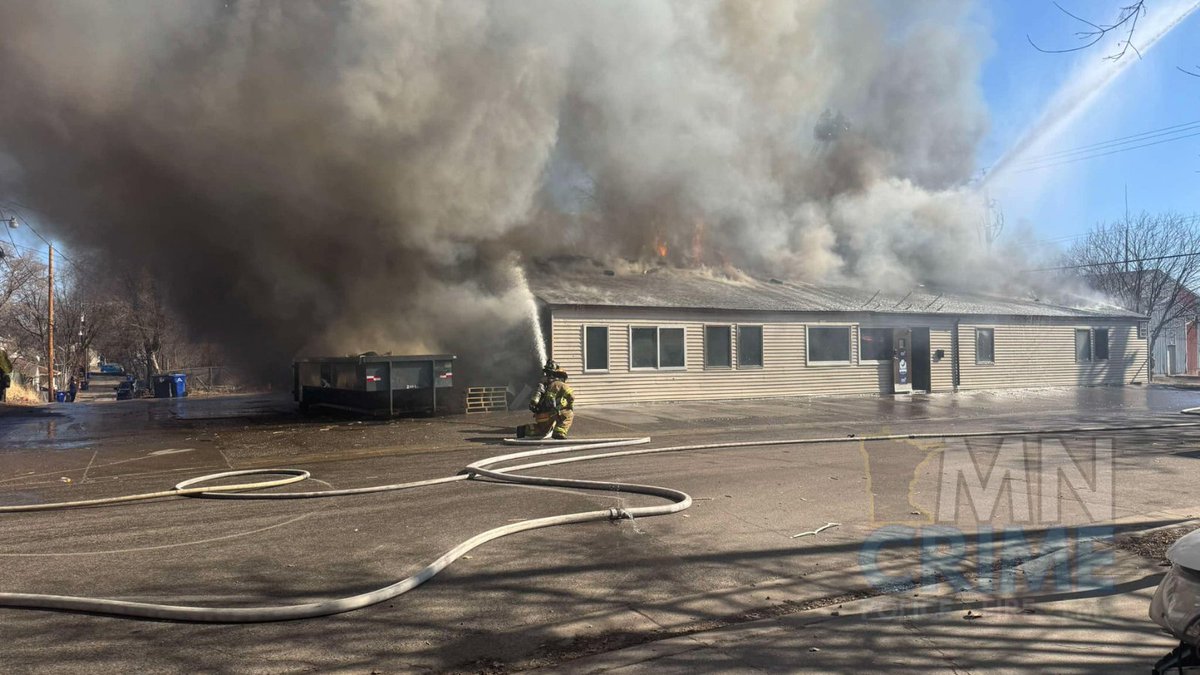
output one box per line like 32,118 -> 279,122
912,327 -> 931,392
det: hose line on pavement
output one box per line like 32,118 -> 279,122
2,414 -> 1200,622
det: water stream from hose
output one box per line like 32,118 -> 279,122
513,265 -> 548,366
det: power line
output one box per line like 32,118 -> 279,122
1011,231 -> 1091,250
0,204 -> 81,269
1013,118 -> 1200,165
1014,129 -> 1200,173
1015,215 -> 1200,253
1032,251 -> 1200,272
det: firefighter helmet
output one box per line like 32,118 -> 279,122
542,360 -> 560,375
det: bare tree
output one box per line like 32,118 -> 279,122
6,256 -> 51,377
93,268 -> 209,384
1,255 -> 111,387
0,246 -> 39,316
1029,1 -> 1199,76
1063,212 -> 1200,378
1028,1 -> 1147,60
52,261 -> 113,378
108,269 -> 168,384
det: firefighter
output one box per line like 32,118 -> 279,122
517,360 -> 575,439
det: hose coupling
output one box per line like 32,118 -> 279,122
608,507 -> 630,520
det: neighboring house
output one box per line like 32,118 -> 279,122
1154,314 -> 1185,376
530,268 -> 1149,406
1085,269 -> 1200,378
1151,288 -> 1199,376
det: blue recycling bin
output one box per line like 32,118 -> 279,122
55,391 -> 66,403
171,374 -> 187,398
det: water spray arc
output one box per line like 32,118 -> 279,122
985,0 -> 1200,187
513,265 -> 548,366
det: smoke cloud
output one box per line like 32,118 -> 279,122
0,0 -> 998,382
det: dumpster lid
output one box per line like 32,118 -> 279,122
294,354 -> 455,364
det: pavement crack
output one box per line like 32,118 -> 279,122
901,618 -> 970,674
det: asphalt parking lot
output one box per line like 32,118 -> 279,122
0,385 -> 1198,672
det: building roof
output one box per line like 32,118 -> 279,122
530,267 -> 1145,319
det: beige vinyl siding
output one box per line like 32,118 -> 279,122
553,310 -> 886,405
930,326 -> 954,392
551,307 -> 1146,405
552,308 -> 942,406
956,320 -> 1146,389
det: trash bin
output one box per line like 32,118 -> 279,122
55,391 -> 66,403
171,374 -> 187,398
151,375 -> 173,398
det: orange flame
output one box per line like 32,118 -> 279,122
654,236 -> 668,258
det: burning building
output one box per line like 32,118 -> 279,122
529,267 -> 1148,405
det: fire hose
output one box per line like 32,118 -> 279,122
4,416 -> 1200,622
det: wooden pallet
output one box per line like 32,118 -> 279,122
465,386 -> 508,414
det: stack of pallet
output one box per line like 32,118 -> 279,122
464,386 -> 508,414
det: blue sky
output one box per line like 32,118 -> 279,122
978,0 -> 1200,253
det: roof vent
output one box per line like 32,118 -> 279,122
603,269 -> 615,276
769,278 -> 783,285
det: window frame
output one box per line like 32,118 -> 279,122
628,325 -> 688,372
657,326 -> 687,371
736,324 -> 765,369
1093,327 -> 1110,361
629,326 -> 659,371
582,325 -> 610,374
703,324 -> 733,370
1075,328 -> 1093,363
806,324 -> 853,366
858,326 -> 895,365
1137,321 -> 1148,340
974,327 -> 995,365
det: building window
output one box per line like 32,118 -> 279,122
975,328 -> 995,364
630,326 -> 686,370
704,325 -> 732,368
1094,328 -> 1109,360
860,327 -> 894,362
1075,329 -> 1092,362
584,326 -> 609,372
807,326 -> 851,365
1137,321 -> 1147,339
631,327 -> 658,369
660,328 -> 685,369
737,325 -> 763,367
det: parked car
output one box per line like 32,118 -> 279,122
99,363 -> 125,375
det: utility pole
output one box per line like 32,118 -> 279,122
47,243 -> 54,403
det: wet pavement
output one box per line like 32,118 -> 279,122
0,386 -> 1197,672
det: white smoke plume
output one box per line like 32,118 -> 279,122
0,0 -> 997,380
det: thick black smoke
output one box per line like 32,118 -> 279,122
0,0 -> 996,382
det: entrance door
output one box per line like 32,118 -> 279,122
1167,344 -> 1177,375
893,328 -> 913,394
911,327 -> 931,392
